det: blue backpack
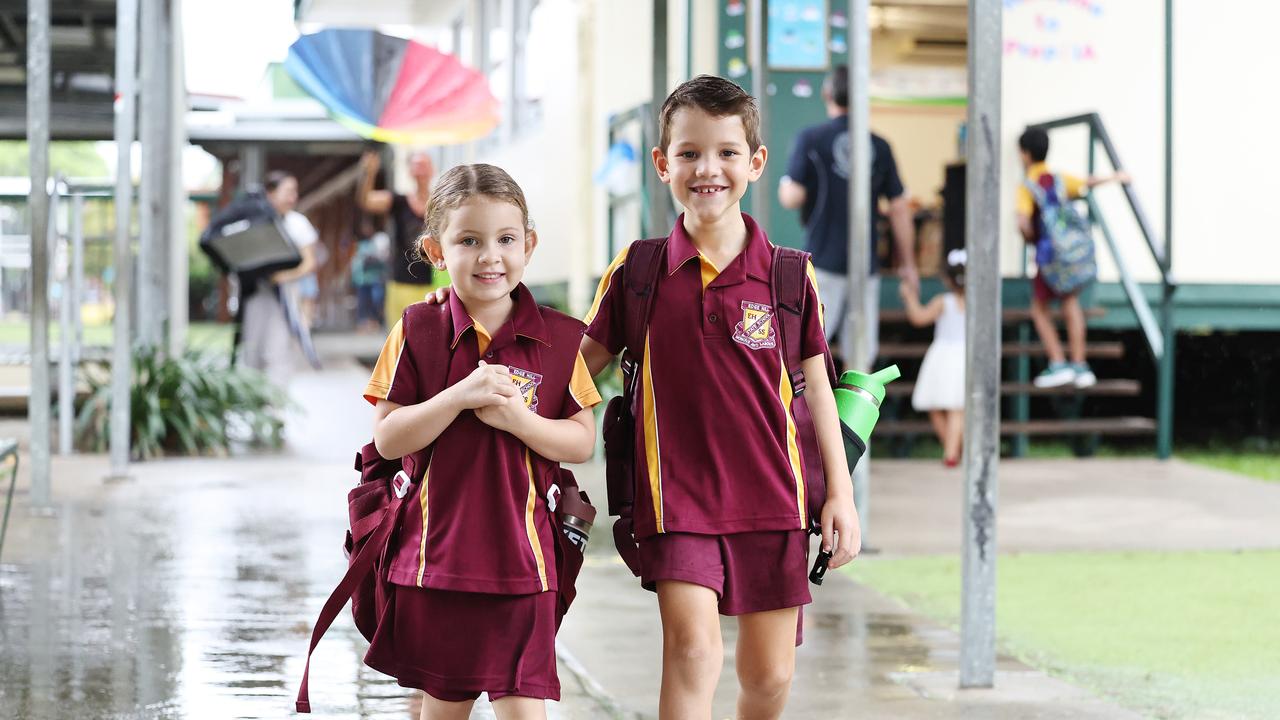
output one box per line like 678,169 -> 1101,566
1025,174 -> 1096,295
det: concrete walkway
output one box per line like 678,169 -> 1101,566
4,346 -> 1277,718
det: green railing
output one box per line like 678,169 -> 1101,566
1029,112 -> 1178,458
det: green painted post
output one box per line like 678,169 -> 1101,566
1157,0 -> 1175,459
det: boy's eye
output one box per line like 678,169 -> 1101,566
679,151 -> 698,160
721,150 -> 738,157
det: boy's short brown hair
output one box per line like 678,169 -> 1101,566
657,75 -> 762,153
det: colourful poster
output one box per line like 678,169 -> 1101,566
767,0 -> 828,70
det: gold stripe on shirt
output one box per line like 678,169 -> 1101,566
524,450 -> 549,591
585,246 -> 630,326
363,319 -> 406,404
805,260 -> 824,331
778,362 -> 807,530
642,332 -> 664,533
415,458 -> 432,586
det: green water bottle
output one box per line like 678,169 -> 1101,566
833,365 -> 901,471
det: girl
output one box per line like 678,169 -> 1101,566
899,249 -> 967,467
361,164 -> 601,719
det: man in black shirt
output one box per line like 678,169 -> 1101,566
778,65 -> 917,368
357,149 -> 442,327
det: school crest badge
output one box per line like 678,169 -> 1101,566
733,300 -> 777,350
509,367 -> 544,412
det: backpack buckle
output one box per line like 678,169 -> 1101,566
391,470 -> 412,499
790,370 -> 807,397
546,483 -> 561,513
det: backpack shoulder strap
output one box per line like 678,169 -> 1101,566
400,301 -> 455,400
771,246 -> 835,393
620,238 -> 667,366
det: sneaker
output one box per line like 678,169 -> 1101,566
1072,362 -> 1097,388
1034,361 -> 1077,388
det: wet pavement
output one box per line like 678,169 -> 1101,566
0,349 -> 1177,719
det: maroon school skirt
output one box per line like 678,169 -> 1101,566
363,585 -> 560,702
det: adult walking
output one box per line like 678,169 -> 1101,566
356,149 -> 441,328
238,170 -> 318,387
778,64 -> 918,369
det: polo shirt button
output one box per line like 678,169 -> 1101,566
485,351 -> 494,359
709,313 -> 718,323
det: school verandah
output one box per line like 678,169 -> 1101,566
1,334 -> 1276,718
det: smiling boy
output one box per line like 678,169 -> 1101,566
580,76 -> 861,719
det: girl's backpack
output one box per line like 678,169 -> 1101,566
296,302 -> 595,713
1025,174 -> 1097,295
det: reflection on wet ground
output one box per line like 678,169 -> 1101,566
0,457 -> 421,719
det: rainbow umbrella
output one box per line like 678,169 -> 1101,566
284,28 -> 499,145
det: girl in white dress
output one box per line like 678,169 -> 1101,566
899,250 -> 967,467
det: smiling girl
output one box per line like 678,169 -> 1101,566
360,164 -> 601,719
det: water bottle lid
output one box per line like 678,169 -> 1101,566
837,364 -> 900,405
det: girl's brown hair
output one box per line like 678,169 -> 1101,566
417,163 -> 531,260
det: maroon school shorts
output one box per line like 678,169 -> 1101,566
1033,272 -> 1074,303
638,530 -> 812,617
363,585 -> 559,702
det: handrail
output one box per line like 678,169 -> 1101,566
1029,113 -> 1175,286
1087,195 -> 1164,360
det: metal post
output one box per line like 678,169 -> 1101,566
110,0 -> 140,480
27,0 -> 52,510
58,195 -> 80,456
139,0 -> 167,349
238,144 -> 264,192
1157,0 -> 1175,460
508,0 -> 524,140
960,0 -> 1002,689
846,0 -> 872,535
685,0 -> 694,80
648,0 -> 673,235
747,0 -> 769,226
168,0 -> 189,357
72,195 -> 85,360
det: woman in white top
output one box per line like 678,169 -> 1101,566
899,250 -> 967,467
238,171 -> 318,388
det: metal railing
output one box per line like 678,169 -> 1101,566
1029,112 -> 1178,457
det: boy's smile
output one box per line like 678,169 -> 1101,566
653,107 -> 767,226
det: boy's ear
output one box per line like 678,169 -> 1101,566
524,229 -> 539,260
747,145 -> 768,182
422,235 -> 445,269
651,147 -> 672,185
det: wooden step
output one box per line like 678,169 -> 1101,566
876,416 -> 1157,436
879,306 -> 1106,325
884,379 -> 1141,398
878,341 -> 1125,360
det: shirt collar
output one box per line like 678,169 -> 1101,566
665,212 -> 773,285
1026,161 -> 1049,179
448,283 -> 549,351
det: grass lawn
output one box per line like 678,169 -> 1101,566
847,551 -> 1280,719
0,320 -> 234,354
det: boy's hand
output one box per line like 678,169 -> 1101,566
474,387 -> 530,434
1115,171 -> 1132,185
422,286 -> 451,305
820,492 -> 861,569
451,361 -> 518,410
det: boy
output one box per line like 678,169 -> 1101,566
582,75 -> 860,719
1016,127 -> 1129,388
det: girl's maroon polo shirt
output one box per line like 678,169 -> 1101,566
365,285 -> 601,594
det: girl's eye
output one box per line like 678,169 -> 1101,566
499,235 -> 516,245
460,237 -> 477,246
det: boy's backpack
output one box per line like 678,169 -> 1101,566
296,302 -> 595,713
602,239 -> 836,575
1025,174 -> 1097,295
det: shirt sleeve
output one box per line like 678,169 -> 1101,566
363,318 -> 419,406
285,211 -> 319,248
874,137 -> 906,201
1064,173 -> 1086,200
1016,183 -> 1034,217
784,129 -> 815,188
583,246 -> 630,355
561,351 -> 603,416
801,260 -> 831,360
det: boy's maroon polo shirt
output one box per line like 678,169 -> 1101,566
365,285 -> 601,594
585,213 -> 828,539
